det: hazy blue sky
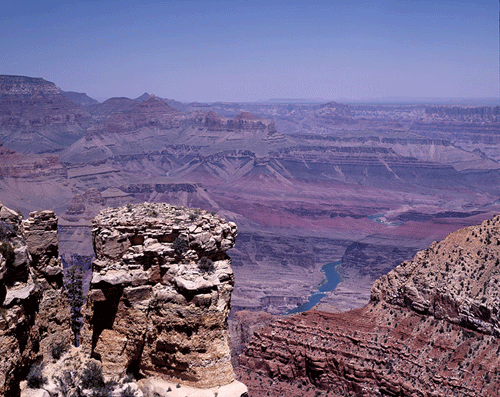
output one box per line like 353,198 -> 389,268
1,0 -> 498,102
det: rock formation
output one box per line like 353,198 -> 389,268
81,202 -> 241,388
0,203 -> 72,397
238,215 -> 500,396
22,210 -> 73,359
0,75 -> 92,153
371,215 -> 500,335
228,310 -> 276,367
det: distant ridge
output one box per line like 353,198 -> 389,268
341,96 -> 500,106
61,90 -> 99,107
262,98 -> 331,104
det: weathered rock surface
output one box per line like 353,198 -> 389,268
22,210 -> 73,360
81,202 -> 239,388
372,215 -> 500,335
228,310 -> 276,367
238,215 -> 500,396
0,203 -> 72,397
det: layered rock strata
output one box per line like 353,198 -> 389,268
81,202 -> 239,388
238,215 -> 500,396
0,204 -> 72,397
0,75 -> 92,153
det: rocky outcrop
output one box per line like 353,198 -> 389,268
228,310 -> 276,366
238,214 -> 500,396
81,202 -> 240,388
372,215 -> 500,335
22,210 -> 73,358
0,204 -> 72,397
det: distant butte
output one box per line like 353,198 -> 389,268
235,111 -> 259,120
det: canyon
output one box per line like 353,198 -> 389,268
1,75 -> 499,317
1,74 -> 500,395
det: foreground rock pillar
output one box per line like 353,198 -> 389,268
22,210 -> 72,359
81,203 -> 238,388
0,204 -> 71,397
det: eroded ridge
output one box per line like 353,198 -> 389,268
81,202 -> 238,388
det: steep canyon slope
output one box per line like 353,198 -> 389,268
238,215 -> 500,396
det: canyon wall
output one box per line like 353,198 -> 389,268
238,215 -> 500,396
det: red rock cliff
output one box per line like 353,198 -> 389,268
238,215 -> 500,396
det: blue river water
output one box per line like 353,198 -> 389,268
286,260 -> 342,314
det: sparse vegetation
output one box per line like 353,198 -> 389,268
0,241 -> 15,266
121,385 -> 136,397
65,266 -> 84,346
51,339 -> 69,359
199,256 -> 215,273
80,361 -> 105,389
173,236 -> 188,255
27,362 -> 47,389
0,221 -> 16,240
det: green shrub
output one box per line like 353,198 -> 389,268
199,256 -> 215,273
173,237 -> 188,255
121,385 -> 136,397
0,242 -> 14,266
0,221 -> 16,240
65,266 -> 84,346
80,362 -> 105,389
27,362 -> 47,389
51,340 -> 69,360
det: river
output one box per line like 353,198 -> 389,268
286,260 -> 342,314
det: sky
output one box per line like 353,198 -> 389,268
1,0 -> 498,102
